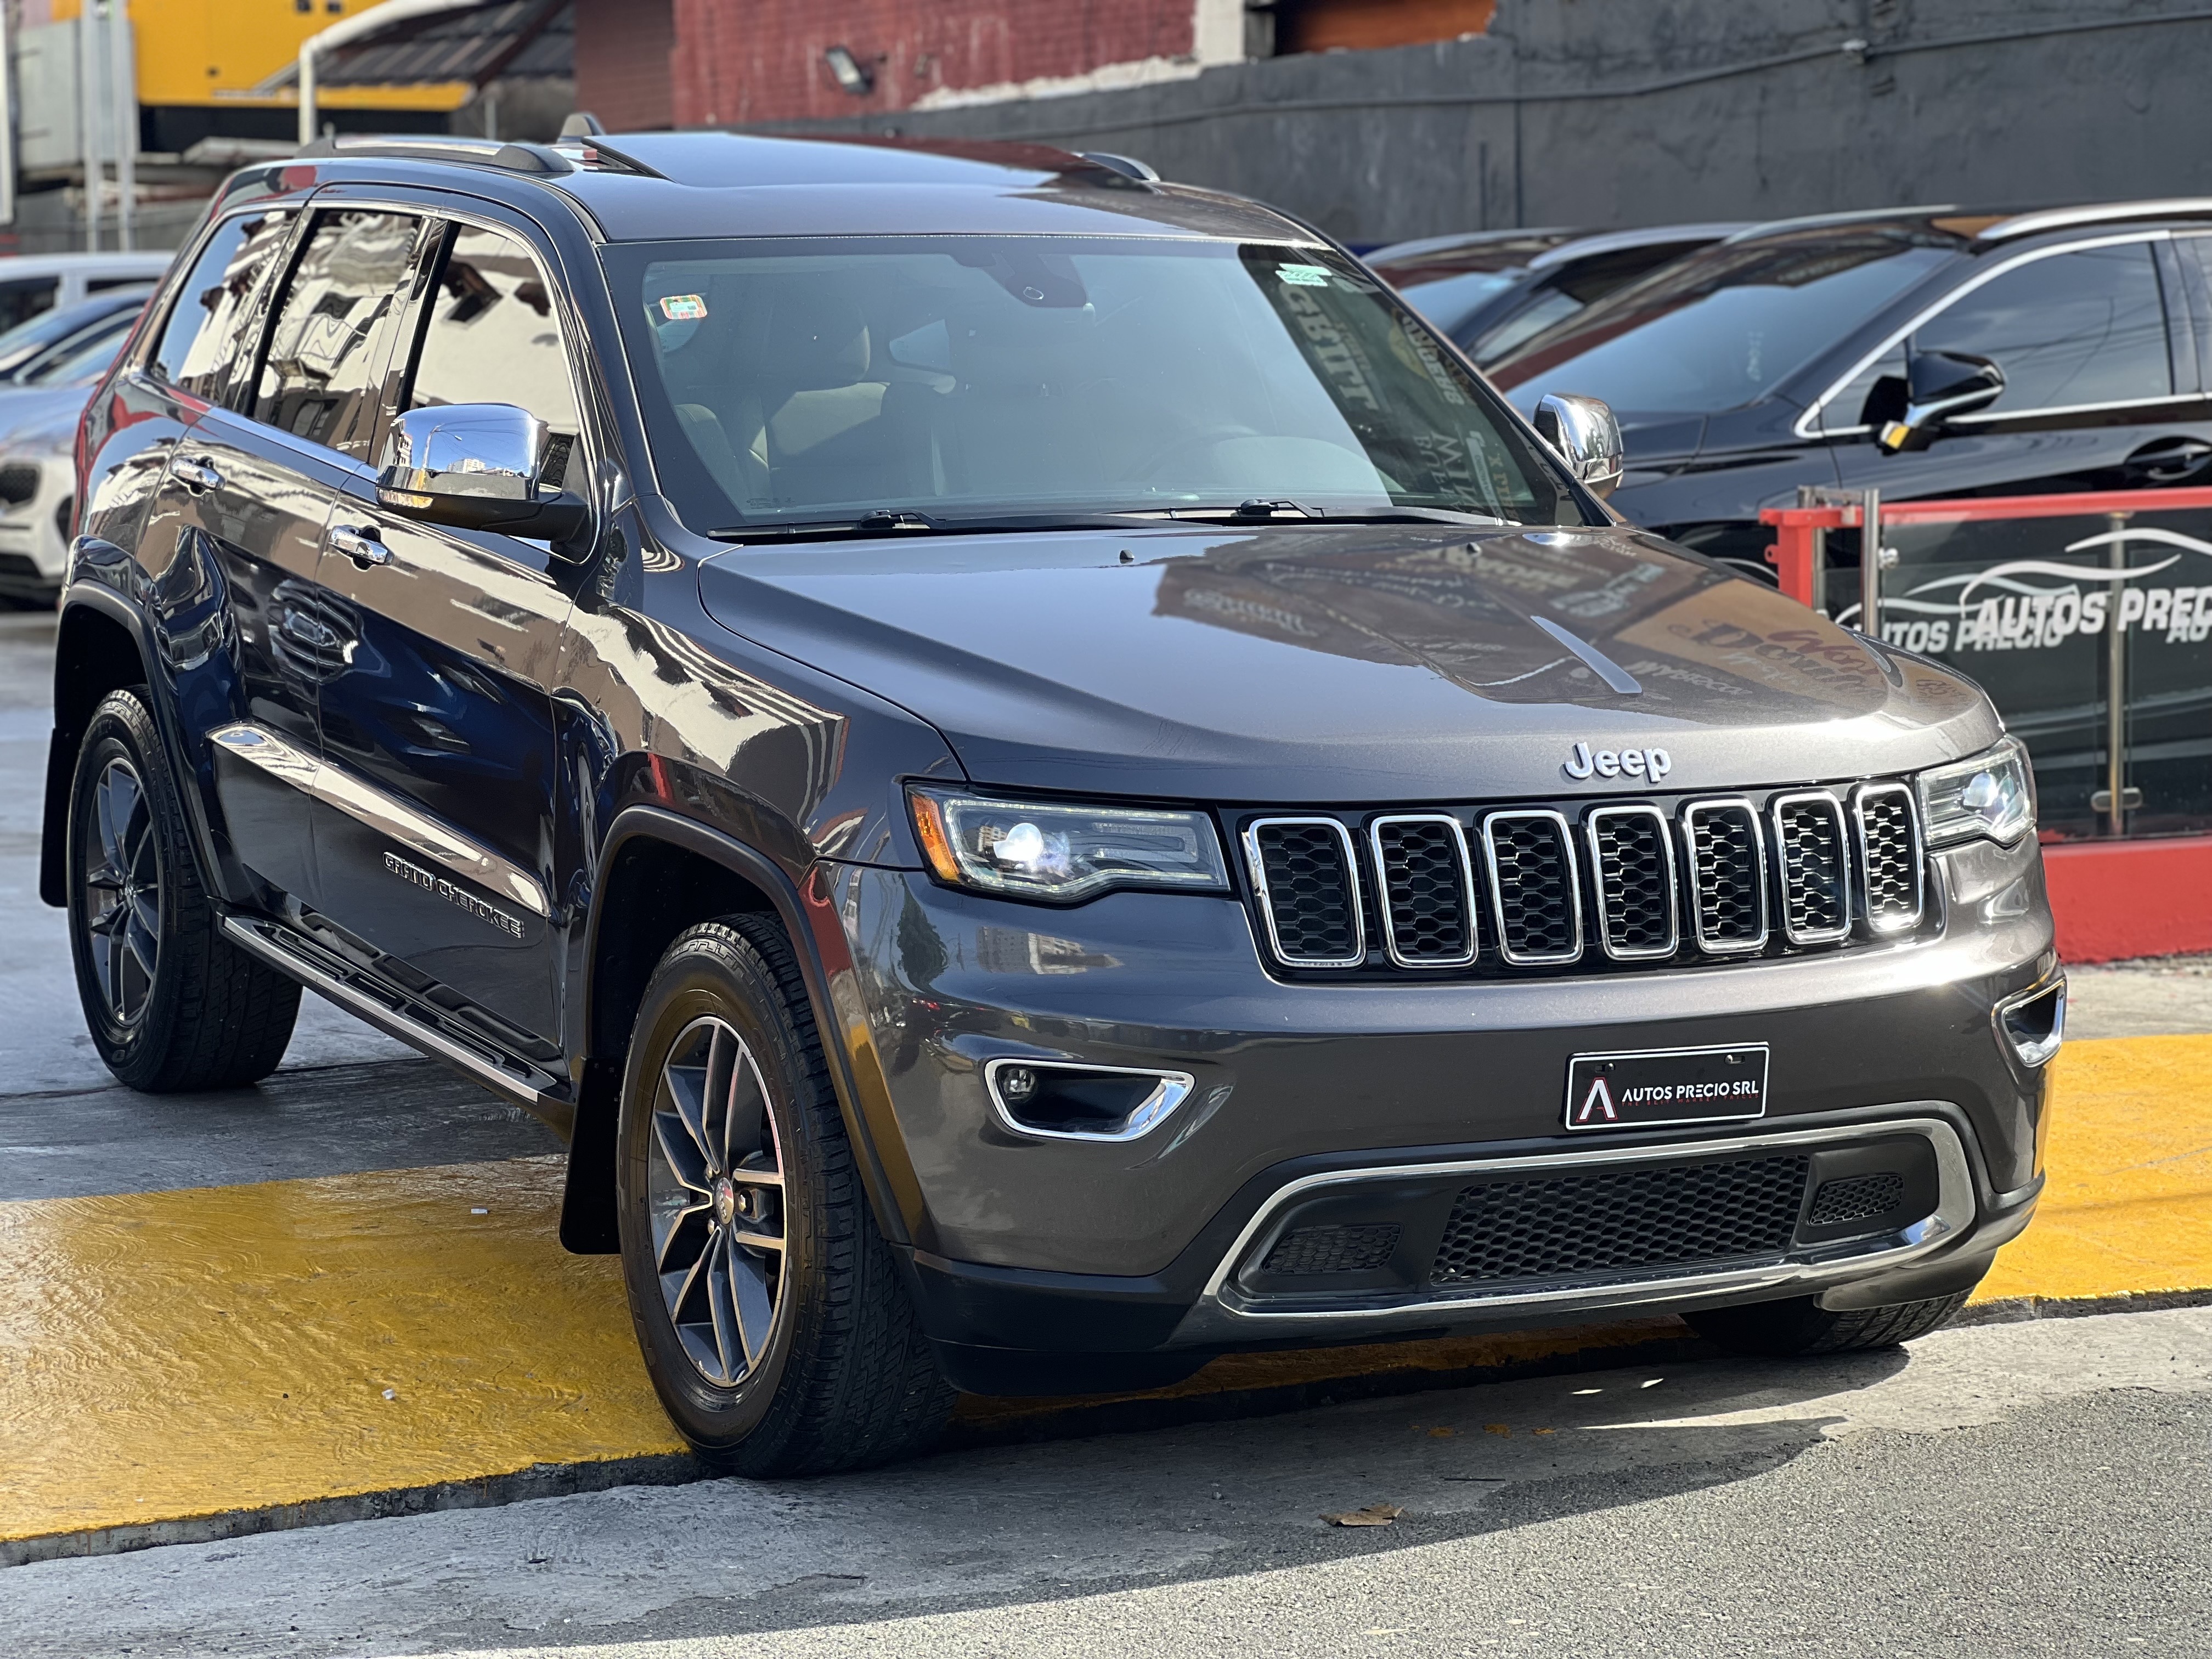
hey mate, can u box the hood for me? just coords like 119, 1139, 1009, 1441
697, 524, 2000, 804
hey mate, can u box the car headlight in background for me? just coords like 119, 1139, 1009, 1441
908, 787, 1230, 902
1917, 736, 2035, 847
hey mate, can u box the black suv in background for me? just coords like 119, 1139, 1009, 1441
1487, 202, 2212, 573
1368, 223, 1743, 368
44, 133, 2062, 1475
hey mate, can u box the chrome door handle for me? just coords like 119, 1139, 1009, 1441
329, 524, 392, 568
172, 456, 223, 493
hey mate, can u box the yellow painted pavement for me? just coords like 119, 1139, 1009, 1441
1975, 1033, 2212, 1304
1, 1034, 2206, 1548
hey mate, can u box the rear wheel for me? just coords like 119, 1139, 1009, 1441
615, 915, 953, 1475
66, 689, 301, 1091
1688, 1285, 1977, 1357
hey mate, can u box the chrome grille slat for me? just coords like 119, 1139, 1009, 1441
1481, 809, 1583, 966
1243, 817, 1366, 968
1585, 804, 1679, 961
1683, 798, 1769, 954
1242, 777, 1929, 975
1369, 814, 1479, 967
1853, 782, 1925, 934
1772, 791, 1853, 944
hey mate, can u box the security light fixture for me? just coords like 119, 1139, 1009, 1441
825, 46, 874, 95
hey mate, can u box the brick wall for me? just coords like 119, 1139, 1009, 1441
667, 0, 1209, 128
575, 0, 678, 132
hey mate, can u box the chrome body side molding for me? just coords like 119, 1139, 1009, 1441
209, 721, 550, 917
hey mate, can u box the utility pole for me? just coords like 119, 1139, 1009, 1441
76, 1, 101, 250
108, 0, 134, 250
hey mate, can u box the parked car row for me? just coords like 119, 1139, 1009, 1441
0, 262, 169, 603
1378, 203, 2212, 582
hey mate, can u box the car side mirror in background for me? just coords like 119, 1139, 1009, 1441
377, 403, 590, 545
1533, 392, 1625, 499
1874, 351, 2005, 454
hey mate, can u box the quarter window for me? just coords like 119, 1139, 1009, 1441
404, 224, 582, 485
1914, 242, 2171, 412
253, 209, 425, 458
148, 208, 296, 400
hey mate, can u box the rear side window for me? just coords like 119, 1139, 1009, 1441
1916, 242, 2170, 411
0, 276, 58, 334
404, 224, 582, 485
253, 208, 425, 458
149, 208, 296, 399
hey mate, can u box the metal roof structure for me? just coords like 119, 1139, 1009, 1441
254, 0, 572, 94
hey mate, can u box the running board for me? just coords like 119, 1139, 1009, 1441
222, 913, 571, 1128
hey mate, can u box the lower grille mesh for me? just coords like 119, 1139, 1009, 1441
1808, 1171, 1906, 1226
1262, 1222, 1403, 1275
1430, 1154, 1812, 1284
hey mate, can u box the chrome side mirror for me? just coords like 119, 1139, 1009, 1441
1533, 392, 1624, 499
1875, 351, 2005, 454
377, 403, 587, 541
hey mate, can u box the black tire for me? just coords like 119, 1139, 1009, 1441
65, 689, 301, 1092
615, 915, 955, 1476
1688, 1285, 1977, 1357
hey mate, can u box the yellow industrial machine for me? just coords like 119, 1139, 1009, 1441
46, 0, 471, 152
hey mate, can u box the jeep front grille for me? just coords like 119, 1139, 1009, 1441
1242, 778, 1928, 977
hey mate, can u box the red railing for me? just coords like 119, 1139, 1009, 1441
1759, 486, 2212, 608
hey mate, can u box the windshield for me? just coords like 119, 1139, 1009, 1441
605, 236, 1576, 533
1488, 231, 1956, 415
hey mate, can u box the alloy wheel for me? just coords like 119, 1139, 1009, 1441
81, 755, 160, 1027
648, 1014, 788, 1386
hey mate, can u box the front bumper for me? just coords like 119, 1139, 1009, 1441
826, 833, 2055, 1372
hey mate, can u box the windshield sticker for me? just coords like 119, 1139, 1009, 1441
1275, 263, 1332, 287
658, 294, 708, 321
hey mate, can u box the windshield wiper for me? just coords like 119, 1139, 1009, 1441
1155, 503, 1513, 528
707, 509, 1165, 544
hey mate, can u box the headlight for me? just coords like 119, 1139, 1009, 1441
907, 787, 1229, 903
1917, 736, 2035, 848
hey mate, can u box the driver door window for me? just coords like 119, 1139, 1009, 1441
1915, 242, 2171, 414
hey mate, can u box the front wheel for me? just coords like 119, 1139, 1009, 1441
66, 689, 301, 1091
614, 915, 953, 1475
1688, 1285, 1977, 1357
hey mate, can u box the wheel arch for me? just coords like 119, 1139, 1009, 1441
41, 588, 159, 907
561, 804, 917, 1261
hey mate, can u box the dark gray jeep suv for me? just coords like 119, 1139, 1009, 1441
43, 131, 2062, 1474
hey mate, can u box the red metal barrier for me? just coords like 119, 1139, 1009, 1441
1760, 486, 2212, 607
1759, 487, 2212, 963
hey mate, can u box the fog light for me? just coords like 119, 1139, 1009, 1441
984, 1058, 1195, 1142
1996, 979, 2066, 1068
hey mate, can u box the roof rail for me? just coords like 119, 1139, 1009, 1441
295, 134, 575, 176
1978, 198, 2212, 241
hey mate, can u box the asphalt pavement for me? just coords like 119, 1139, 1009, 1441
5, 1307, 2209, 1658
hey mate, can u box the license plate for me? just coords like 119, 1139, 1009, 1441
1564, 1043, 1769, 1131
